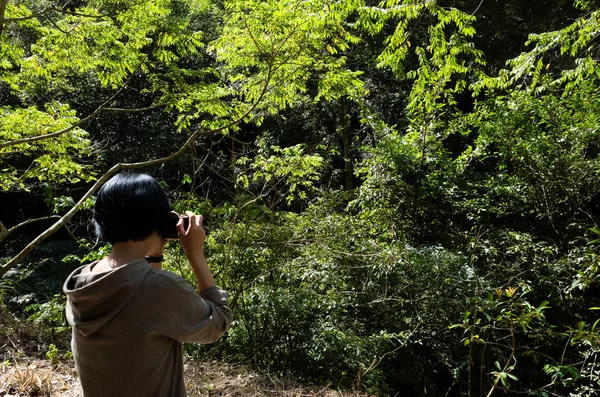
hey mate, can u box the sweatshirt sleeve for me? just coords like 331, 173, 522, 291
155, 273, 233, 344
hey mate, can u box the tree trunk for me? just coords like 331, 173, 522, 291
0, 0, 8, 34
340, 99, 353, 190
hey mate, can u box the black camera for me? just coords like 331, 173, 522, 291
163, 212, 190, 239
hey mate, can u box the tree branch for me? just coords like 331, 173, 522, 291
49, 6, 108, 19
0, 221, 8, 242
47, 14, 68, 35
0, 63, 274, 277
354, 322, 421, 391
102, 103, 167, 113
0, 4, 107, 30
0, 0, 8, 34
0, 216, 61, 244
3, 8, 50, 23
485, 319, 517, 397
0, 86, 127, 150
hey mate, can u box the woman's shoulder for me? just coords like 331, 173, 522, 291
143, 267, 197, 294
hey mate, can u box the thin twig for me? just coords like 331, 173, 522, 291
470, 0, 485, 17
103, 103, 168, 113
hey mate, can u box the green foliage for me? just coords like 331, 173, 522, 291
462, 80, 600, 250
206, 0, 364, 129
472, 0, 600, 95
45, 343, 58, 364
25, 294, 68, 335
170, 186, 473, 393
236, 140, 325, 205
1, 0, 208, 191
3, 0, 600, 396
1, 0, 368, 196
0, 103, 94, 191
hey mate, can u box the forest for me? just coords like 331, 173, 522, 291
1, 0, 600, 395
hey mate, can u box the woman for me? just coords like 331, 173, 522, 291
63, 172, 233, 397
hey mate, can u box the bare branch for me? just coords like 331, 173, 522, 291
470, 0, 485, 17
0, 216, 61, 244
64, 224, 78, 242
102, 103, 168, 113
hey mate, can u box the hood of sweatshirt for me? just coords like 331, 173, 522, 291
63, 259, 152, 337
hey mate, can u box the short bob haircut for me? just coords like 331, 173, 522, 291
93, 173, 171, 244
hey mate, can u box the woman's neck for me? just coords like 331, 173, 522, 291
107, 241, 150, 267
91, 233, 161, 273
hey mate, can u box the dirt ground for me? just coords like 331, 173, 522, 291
0, 357, 364, 397
0, 305, 365, 397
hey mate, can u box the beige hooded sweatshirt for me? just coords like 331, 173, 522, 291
63, 258, 233, 397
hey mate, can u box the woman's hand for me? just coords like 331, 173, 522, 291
177, 211, 206, 260
176, 211, 216, 291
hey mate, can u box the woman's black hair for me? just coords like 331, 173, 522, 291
93, 173, 171, 244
